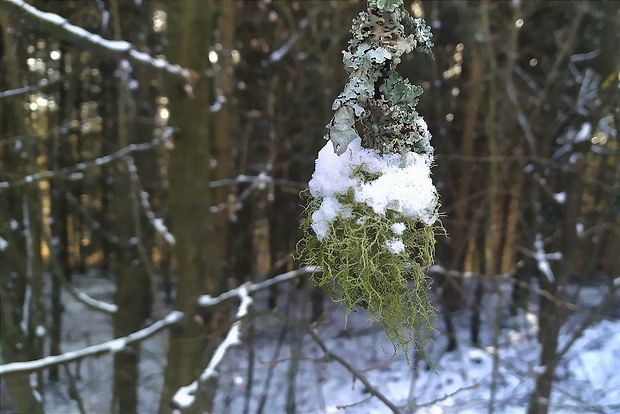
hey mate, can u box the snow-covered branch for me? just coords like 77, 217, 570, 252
172, 286, 253, 410
524, 234, 562, 283
173, 268, 318, 409
126, 158, 176, 246
197, 267, 318, 308
0, 0, 195, 85
0, 127, 175, 192
0, 311, 183, 376
61, 283, 117, 314
0, 78, 60, 100
0, 267, 317, 378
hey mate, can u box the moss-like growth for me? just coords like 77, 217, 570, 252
299, 0, 442, 365
299, 188, 440, 364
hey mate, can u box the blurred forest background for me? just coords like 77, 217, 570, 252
0, 0, 618, 413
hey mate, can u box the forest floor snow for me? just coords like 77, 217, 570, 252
36, 272, 620, 414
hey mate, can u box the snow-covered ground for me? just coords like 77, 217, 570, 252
37, 273, 620, 413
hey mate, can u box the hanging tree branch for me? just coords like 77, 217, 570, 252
0, 0, 197, 86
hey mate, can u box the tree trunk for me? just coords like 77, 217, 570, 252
212, 0, 235, 266
0, 11, 45, 414
105, 1, 154, 411
158, 1, 226, 412
527, 155, 586, 414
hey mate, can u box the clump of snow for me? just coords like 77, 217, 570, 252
386, 238, 405, 254
553, 191, 566, 204
309, 137, 437, 241
391, 222, 406, 235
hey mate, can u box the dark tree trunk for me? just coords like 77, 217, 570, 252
158, 2, 226, 412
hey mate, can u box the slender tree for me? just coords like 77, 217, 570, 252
158, 1, 226, 412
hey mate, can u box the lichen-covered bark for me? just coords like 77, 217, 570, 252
325, 0, 433, 156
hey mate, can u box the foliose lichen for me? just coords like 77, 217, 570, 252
326, 0, 434, 156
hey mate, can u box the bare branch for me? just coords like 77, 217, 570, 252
429, 264, 588, 314
209, 171, 305, 191
304, 324, 401, 414
0, 0, 195, 84
411, 382, 480, 410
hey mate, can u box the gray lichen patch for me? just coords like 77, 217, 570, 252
325, 0, 434, 156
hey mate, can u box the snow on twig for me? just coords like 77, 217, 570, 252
0, 311, 183, 376
0, 0, 195, 84
197, 267, 319, 308
74, 288, 117, 314
0, 127, 175, 191
0, 78, 60, 100
172, 268, 318, 409
172, 286, 254, 410
530, 234, 562, 283
126, 157, 175, 245
268, 17, 308, 63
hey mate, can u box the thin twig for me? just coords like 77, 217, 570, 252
304, 324, 401, 414
62, 364, 87, 414
0, 127, 175, 191
411, 382, 480, 410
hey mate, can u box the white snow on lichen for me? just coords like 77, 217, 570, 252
309, 137, 437, 241
386, 238, 405, 254
391, 222, 406, 235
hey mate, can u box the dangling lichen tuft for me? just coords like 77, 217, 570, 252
299, 188, 441, 363
299, 0, 442, 365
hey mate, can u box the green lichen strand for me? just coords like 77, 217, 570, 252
299, 189, 439, 364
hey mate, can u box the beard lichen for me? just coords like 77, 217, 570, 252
299, 188, 440, 365
299, 0, 441, 366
